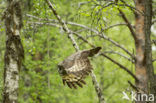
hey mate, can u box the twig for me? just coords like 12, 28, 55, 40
103, 51, 134, 63
128, 81, 139, 92
104, 23, 128, 30
99, 34, 135, 59
27, 21, 59, 27
45, 0, 105, 103
73, 32, 95, 47
119, 0, 144, 15
101, 53, 139, 82
118, 9, 137, 42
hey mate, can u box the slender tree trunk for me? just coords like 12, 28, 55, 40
135, 0, 148, 94
2, 0, 24, 103
134, 0, 155, 102
144, 0, 156, 100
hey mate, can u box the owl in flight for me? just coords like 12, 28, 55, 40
58, 47, 101, 89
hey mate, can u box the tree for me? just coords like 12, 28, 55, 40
2, 0, 24, 103
0, 0, 155, 102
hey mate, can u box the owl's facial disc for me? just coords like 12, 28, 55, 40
58, 65, 67, 75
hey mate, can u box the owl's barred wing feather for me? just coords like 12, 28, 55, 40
58, 47, 101, 89
63, 58, 92, 88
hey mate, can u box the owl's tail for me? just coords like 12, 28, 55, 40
88, 47, 101, 57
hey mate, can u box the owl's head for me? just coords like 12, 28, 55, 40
58, 64, 67, 76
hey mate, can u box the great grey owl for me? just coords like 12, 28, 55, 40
58, 47, 101, 89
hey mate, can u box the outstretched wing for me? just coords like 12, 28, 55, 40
58, 47, 101, 89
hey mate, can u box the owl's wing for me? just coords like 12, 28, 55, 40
62, 58, 92, 89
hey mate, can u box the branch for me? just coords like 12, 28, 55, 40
26, 14, 134, 58
27, 21, 59, 27
28, 21, 136, 64
128, 81, 139, 92
100, 53, 139, 82
26, 14, 98, 33
118, 9, 137, 42
119, 0, 143, 15
99, 34, 135, 58
45, 0, 79, 51
104, 23, 127, 30
45, 0, 105, 103
103, 51, 134, 63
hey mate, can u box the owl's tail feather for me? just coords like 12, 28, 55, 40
76, 82, 83, 88
63, 78, 86, 89
62, 79, 66, 85
79, 79, 86, 84
71, 83, 77, 89
66, 82, 78, 89
89, 47, 101, 57
75, 79, 86, 88
66, 82, 73, 88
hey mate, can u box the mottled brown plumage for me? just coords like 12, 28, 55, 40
58, 47, 101, 89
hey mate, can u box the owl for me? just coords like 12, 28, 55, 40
58, 47, 101, 89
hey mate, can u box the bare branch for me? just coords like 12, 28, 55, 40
119, 0, 144, 15
104, 23, 127, 30
45, 0, 79, 51
103, 51, 134, 63
27, 21, 59, 27
99, 34, 135, 59
118, 9, 137, 42
26, 14, 134, 58
100, 53, 139, 82
128, 81, 139, 92
73, 32, 95, 47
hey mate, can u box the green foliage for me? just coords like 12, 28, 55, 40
0, 0, 155, 103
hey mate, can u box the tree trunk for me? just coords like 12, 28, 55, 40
144, 0, 156, 100
134, 0, 155, 102
2, 0, 24, 103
